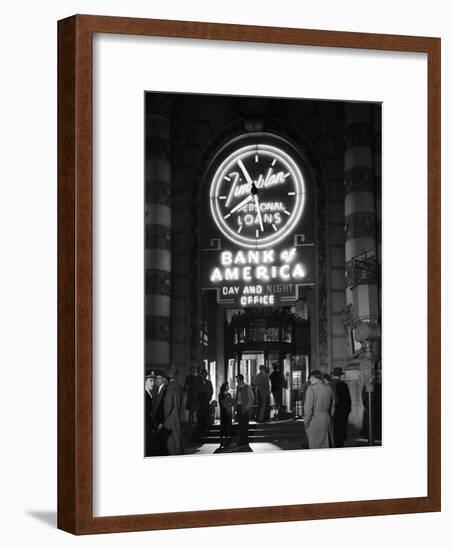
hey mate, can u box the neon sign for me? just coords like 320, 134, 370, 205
201, 136, 315, 308
204, 246, 312, 306
209, 248, 305, 283
209, 144, 305, 250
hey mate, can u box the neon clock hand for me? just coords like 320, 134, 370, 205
237, 159, 253, 186
254, 194, 264, 232
228, 194, 253, 214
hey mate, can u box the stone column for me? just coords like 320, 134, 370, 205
344, 103, 380, 431
145, 98, 172, 375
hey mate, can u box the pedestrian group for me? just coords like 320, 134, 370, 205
145, 362, 352, 456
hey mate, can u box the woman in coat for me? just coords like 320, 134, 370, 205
303, 370, 335, 449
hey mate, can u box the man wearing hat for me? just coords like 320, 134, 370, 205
144, 371, 156, 456
254, 364, 270, 422
150, 370, 168, 456
162, 365, 184, 455
303, 370, 335, 449
269, 362, 286, 420
331, 368, 352, 447
197, 369, 213, 435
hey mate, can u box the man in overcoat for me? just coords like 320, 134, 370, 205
144, 372, 156, 456
269, 362, 286, 419
254, 364, 270, 422
163, 364, 185, 455
150, 370, 168, 456
197, 369, 213, 435
303, 370, 335, 449
331, 368, 352, 447
184, 363, 200, 424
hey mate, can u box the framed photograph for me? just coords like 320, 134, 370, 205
58, 15, 441, 534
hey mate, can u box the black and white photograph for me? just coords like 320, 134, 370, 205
1, 0, 444, 545
144, 92, 382, 457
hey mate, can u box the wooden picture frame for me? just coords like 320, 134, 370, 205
58, 14, 441, 535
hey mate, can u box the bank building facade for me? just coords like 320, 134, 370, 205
145, 92, 382, 439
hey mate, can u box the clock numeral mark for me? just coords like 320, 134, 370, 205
272, 224, 278, 232
283, 210, 291, 216
238, 225, 243, 234
255, 229, 259, 238
224, 175, 231, 182
271, 158, 277, 166
219, 196, 227, 200
284, 172, 291, 178
224, 213, 232, 220
287, 192, 295, 196
255, 154, 259, 163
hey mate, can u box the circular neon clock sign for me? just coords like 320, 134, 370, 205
209, 143, 305, 249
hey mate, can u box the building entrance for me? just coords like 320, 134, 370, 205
226, 349, 308, 419
221, 308, 311, 418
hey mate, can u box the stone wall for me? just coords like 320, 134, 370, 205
145, 93, 378, 394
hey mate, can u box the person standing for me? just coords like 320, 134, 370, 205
219, 382, 233, 445
303, 370, 335, 449
254, 364, 270, 422
233, 374, 254, 446
331, 368, 352, 447
184, 364, 200, 424
150, 370, 168, 456
144, 372, 156, 456
269, 362, 286, 420
197, 369, 213, 435
163, 365, 184, 455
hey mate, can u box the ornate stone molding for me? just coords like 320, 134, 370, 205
344, 212, 376, 240
146, 224, 171, 250
146, 268, 171, 296
145, 179, 171, 207
345, 258, 378, 287
354, 319, 380, 344
342, 302, 353, 327
145, 315, 171, 342
344, 166, 375, 194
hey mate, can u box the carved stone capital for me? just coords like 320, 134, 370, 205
354, 320, 380, 343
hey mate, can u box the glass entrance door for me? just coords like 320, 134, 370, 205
240, 352, 265, 386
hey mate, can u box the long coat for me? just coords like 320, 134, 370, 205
254, 372, 270, 421
145, 390, 153, 456
151, 384, 166, 429
304, 382, 335, 449
150, 384, 168, 456
163, 379, 184, 455
197, 378, 213, 430
184, 374, 200, 411
332, 380, 352, 447
255, 372, 270, 397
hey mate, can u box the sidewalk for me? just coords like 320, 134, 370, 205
182, 419, 379, 455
